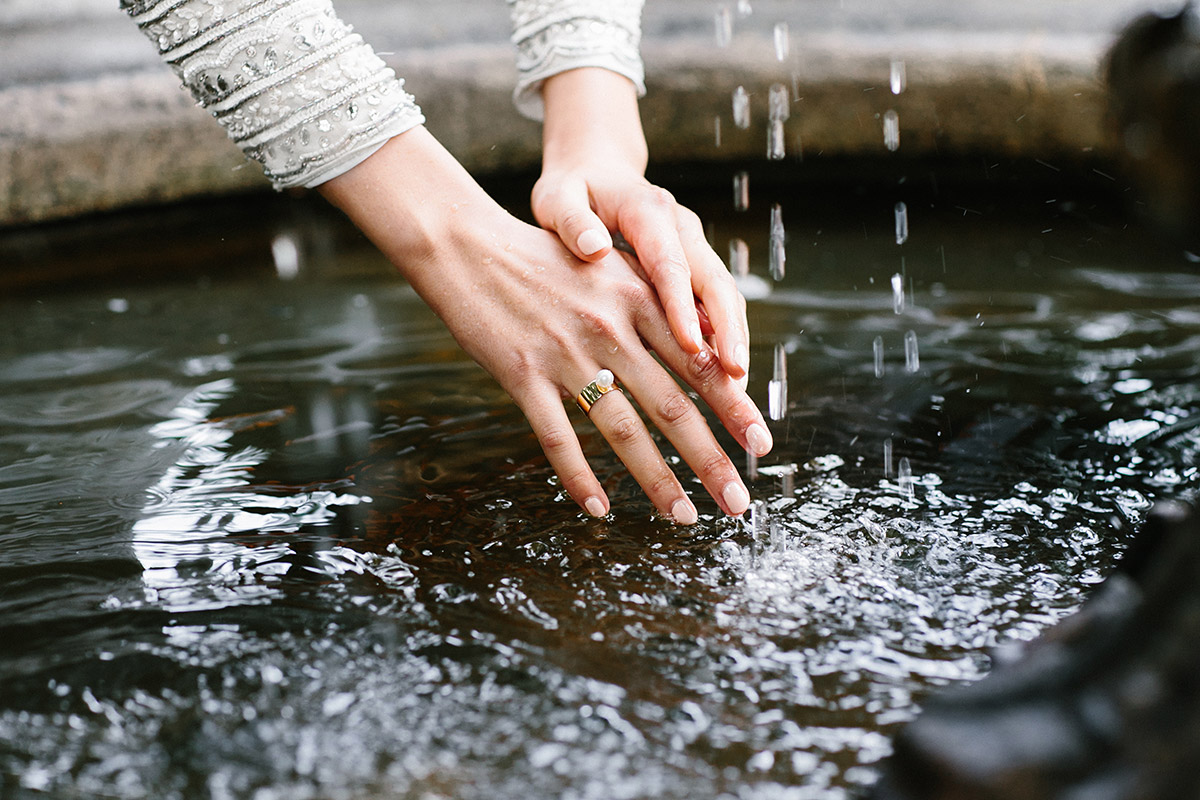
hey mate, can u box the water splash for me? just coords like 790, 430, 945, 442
733, 171, 750, 211
733, 86, 751, 130
774, 22, 790, 61
890, 59, 907, 95
895, 201, 909, 245
728, 238, 749, 277
904, 329, 920, 373
873, 335, 885, 378
891, 272, 905, 314
768, 342, 787, 421
883, 109, 900, 152
769, 204, 786, 280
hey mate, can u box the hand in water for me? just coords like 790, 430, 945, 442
533, 69, 751, 385
320, 127, 773, 522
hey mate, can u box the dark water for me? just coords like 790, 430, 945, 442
1, 172, 1198, 799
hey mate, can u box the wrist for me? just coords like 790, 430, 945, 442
541, 68, 648, 174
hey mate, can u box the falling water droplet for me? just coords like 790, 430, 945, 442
715, 5, 733, 47
883, 109, 900, 152
747, 448, 759, 480
904, 329, 920, 373
890, 59, 907, 95
733, 86, 751, 129
769, 83, 790, 121
767, 121, 786, 160
891, 272, 904, 314
271, 233, 301, 280
774, 22, 790, 61
883, 437, 894, 478
894, 201, 909, 245
733, 171, 750, 211
768, 342, 787, 420
729, 238, 749, 277
873, 335, 885, 378
769, 204, 786, 279
898, 456, 914, 500
737, 0, 753, 17
780, 463, 796, 496
714, 116, 722, 147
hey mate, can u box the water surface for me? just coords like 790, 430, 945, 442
1, 174, 1198, 799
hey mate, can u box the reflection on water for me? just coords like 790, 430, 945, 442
1, 180, 1198, 799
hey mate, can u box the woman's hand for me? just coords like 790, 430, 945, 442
319, 127, 773, 522
534, 68, 751, 384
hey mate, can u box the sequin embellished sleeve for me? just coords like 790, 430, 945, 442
121, 0, 425, 190
507, 0, 646, 121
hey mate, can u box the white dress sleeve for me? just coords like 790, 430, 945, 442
506, 0, 646, 121
120, 0, 425, 190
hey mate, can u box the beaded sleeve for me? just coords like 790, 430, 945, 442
121, 0, 425, 189
507, 0, 646, 121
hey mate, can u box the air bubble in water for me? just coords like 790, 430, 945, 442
883, 437, 894, 478
733, 86, 751, 129
883, 109, 900, 152
733, 171, 750, 211
729, 238, 749, 277
890, 59, 907, 95
891, 272, 904, 314
768, 342, 787, 420
715, 5, 732, 47
774, 22, 790, 61
873, 335, 885, 378
769, 204, 786, 280
894, 201, 908, 245
904, 329, 920, 373
898, 456, 913, 499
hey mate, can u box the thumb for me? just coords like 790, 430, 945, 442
532, 175, 613, 262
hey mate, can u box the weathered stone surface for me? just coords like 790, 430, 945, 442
0, 0, 1158, 226
872, 501, 1200, 800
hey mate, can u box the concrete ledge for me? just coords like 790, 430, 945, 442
0, 0, 1149, 227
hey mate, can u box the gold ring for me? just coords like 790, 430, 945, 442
576, 369, 619, 415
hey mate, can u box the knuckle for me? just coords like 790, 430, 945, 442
576, 307, 620, 340
645, 186, 676, 208
607, 412, 642, 446
615, 278, 654, 309
686, 347, 725, 386
538, 425, 575, 455
697, 448, 733, 480
560, 466, 595, 493
645, 469, 679, 499
656, 390, 695, 426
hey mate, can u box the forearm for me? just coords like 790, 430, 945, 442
541, 68, 648, 174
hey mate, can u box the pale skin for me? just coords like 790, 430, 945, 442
319, 68, 772, 523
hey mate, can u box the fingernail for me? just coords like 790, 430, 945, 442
722, 482, 751, 516
733, 343, 749, 375
737, 373, 749, 391
746, 423, 773, 456
688, 321, 704, 351
584, 496, 607, 518
671, 497, 698, 526
577, 229, 609, 256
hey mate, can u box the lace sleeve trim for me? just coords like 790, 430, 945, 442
121, 0, 424, 189
506, 0, 646, 121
